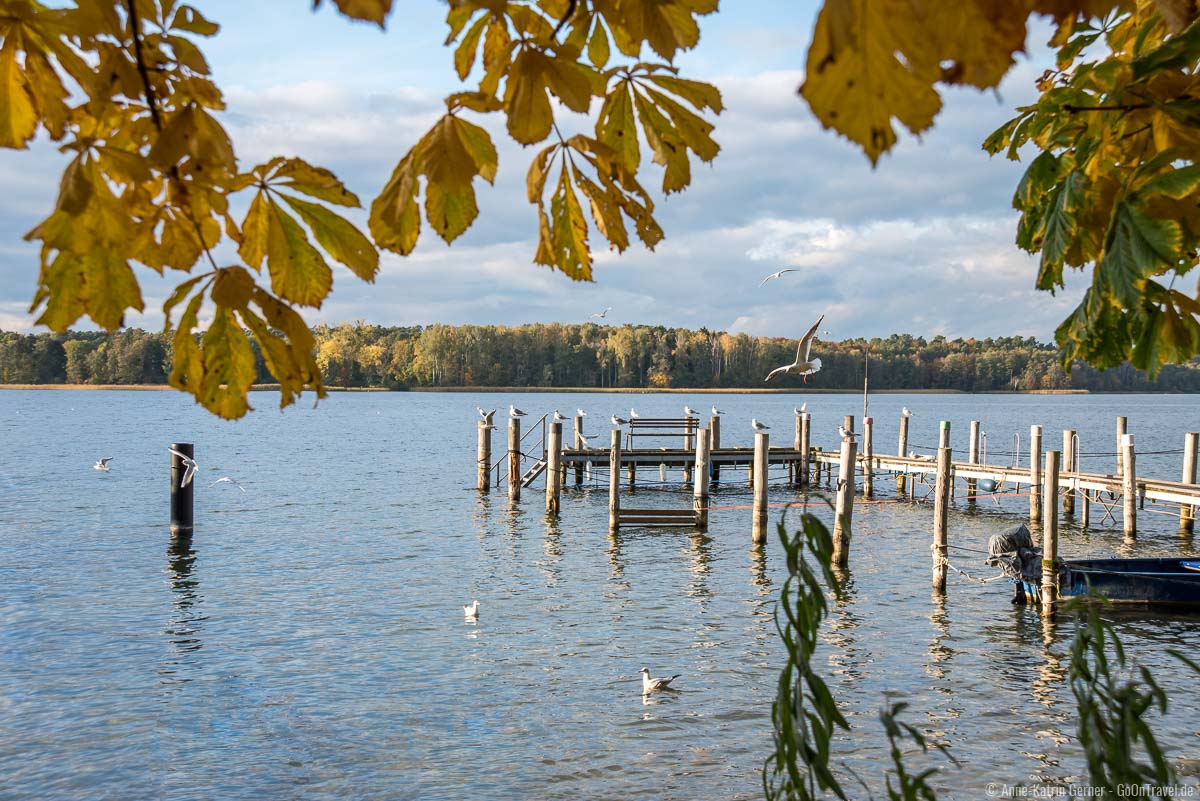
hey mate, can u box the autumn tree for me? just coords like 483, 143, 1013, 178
2, 0, 1198, 418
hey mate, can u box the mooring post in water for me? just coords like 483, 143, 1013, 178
897, 413, 910, 494
169, 442, 194, 538
507, 417, 522, 502
477, 421, 492, 492
546, 421, 562, 516
608, 429, 621, 534
799, 413, 811, 488
682, 420, 694, 484
694, 429, 711, 530
573, 415, 584, 486
1181, 432, 1199, 536
1030, 425, 1043, 524
843, 414, 855, 436
966, 420, 980, 500
1121, 434, 1137, 540
932, 445, 951, 592
709, 414, 721, 484
1080, 487, 1090, 530
1116, 416, 1128, 477
1062, 429, 1077, 516
1042, 450, 1060, 617
833, 435, 857, 567
752, 432, 769, 544
863, 417, 874, 498
938, 420, 951, 450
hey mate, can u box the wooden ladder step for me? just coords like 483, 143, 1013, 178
520, 458, 548, 487
617, 508, 698, 526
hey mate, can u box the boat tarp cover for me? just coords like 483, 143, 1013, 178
985, 524, 1042, 582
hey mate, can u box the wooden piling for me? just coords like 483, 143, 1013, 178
1042, 450, 1060, 617
608, 429, 621, 533
1030, 425, 1043, 524
932, 445, 951, 592
1080, 488, 1090, 530
683, 421, 694, 484
833, 436, 857, 567
863, 417, 874, 498
694, 429, 711, 530
546, 422, 562, 515
169, 442, 194, 537
1182, 432, 1198, 536
628, 455, 636, 487
799, 413, 811, 488
897, 414, 910, 493
1116, 416, 1128, 477
938, 420, 951, 450
477, 422, 492, 492
573, 415, 584, 486
844, 414, 855, 435
793, 414, 802, 487
1121, 434, 1137, 540
709, 415, 721, 484
752, 432, 769, 544
1062, 429, 1076, 516
966, 420, 980, 499
508, 417, 522, 502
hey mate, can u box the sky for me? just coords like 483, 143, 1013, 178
0, 1, 1086, 341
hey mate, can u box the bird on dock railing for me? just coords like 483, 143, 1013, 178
93, 457, 113, 471
168, 447, 198, 488
765, 314, 824, 383
752, 418, 770, 432
684, 405, 698, 416
838, 424, 858, 442
612, 415, 630, 426
712, 405, 724, 415
630, 408, 640, 419
553, 410, 567, 422
577, 408, 587, 417
463, 600, 479, 619
902, 407, 914, 417
509, 405, 527, 418
640, 667, 680, 694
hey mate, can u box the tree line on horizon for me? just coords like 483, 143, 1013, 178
2, 323, 1199, 393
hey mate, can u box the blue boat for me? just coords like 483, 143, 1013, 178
1059, 558, 1200, 607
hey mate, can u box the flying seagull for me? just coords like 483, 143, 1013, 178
211, 477, 247, 492
577, 408, 587, 417
752, 418, 770, 432
640, 667, 680, 694
711, 405, 724, 415
902, 407, 913, 418
578, 432, 599, 449
509, 405, 527, 418
684, 405, 698, 416
168, 447, 198, 488
765, 314, 825, 383
612, 415, 630, 426
478, 407, 496, 426
591, 307, 612, 319
759, 268, 799, 286
93, 457, 113, 471
837, 424, 858, 442
464, 600, 479, 619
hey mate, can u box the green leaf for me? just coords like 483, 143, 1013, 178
266, 199, 333, 307
1098, 201, 1181, 306
281, 194, 379, 282
1136, 163, 1200, 202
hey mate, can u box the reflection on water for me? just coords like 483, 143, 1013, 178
164, 538, 204, 657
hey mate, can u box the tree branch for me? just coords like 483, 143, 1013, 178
551, 0, 577, 40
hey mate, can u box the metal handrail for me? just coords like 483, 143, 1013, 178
488, 413, 549, 486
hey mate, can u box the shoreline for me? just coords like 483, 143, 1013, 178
0, 384, 1098, 394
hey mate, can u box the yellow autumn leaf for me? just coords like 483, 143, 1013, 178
644, 86, 719, 161
171, 5, 220, 36
266, 199, 334, 307
596, 81, 640, 172
281, 194, 379, 281
425, 180, 479, 244
23, 50, 71, 140
31, 251, 86, 331
199, 307, 256, 420
369, 154, 422, 254
505, 49, 554, 144
168, 291, 205, 393
452, 116, 499, 183
572, 163, 630, 251
550, 165, 592, 280
646, 73, 723, 112
211, 265, 255, 309
633, 91, 690, 192
527, 143, 559, 203
239, 191, 270, 269
84, 246, 144, 329
456, 14, 489, 79
326, 0, 394, 28
588, 19, 611, 67
544, 56, 596, 112
0, 43, 38, 148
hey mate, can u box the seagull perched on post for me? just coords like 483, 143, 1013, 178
211, 477, 246, 492
576, 408, 587, 418
509, 405, 527, 418
640, 667, 680, 694
684, 406, 698, 417
765, 314, 824, 383
837, 424, 858, 442
612, 415, 630, 426
590, 307, 612, 319
711, 405, 724, 416
902, 407, 914, 418
168, 447, 198, 488
794, 402, 807, 416
478, 407, 496, 426
759, 268, 799, 286
93, 457, 113, 471
752, 419, 770, 432
553, 410, 567, 423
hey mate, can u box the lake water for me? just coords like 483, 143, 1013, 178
2, 389, 1199, 801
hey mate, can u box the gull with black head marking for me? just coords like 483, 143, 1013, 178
640, 667, 680, 694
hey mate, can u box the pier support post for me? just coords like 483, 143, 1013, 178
1182, 432, 1198, 536
1116, 416, 1128, 477
1121, 434, 1137, 540
169, 442, 194, 538
844, 414, 855, 436
1030, 425, 1043, 525
793, 414, 802, 487
967, 420, 980, 500
897, 414, 910, 493
799, 413, 811, 488
863, 417, 874, 498
1042, 450, 1060, 617
546, 422, 562, 516
683, 420, 694, 484
477, 422, 492, 492
508, 417, 522, 503
628, 453, 636, 487
1062, 430, 1077, 516
709, 415, 721, 484
932, 445, 951, 592
752, 432, 769, 544
1081, 489, 1090, 530
573, 415, 584, 486
608, 429, 621, 533
833, 436, 857, 567
694, 429, 711, 530
938, 420, 951, 450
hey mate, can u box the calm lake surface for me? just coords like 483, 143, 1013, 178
2, 389, 1199, 801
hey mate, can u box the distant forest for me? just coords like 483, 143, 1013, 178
2, 323, 1199, 392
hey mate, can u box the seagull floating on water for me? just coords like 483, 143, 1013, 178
640, 667, 680, 694
211, 477, 246, 492
612, 415, 630, 426
591, 307, 612, 319
93, 457, 113, 471
711, 405, 723, 416
684, 406, 698, 416
168, 447, 198, 488
838, 424, 858, 442
752, 418, 770, 432
765, 314, 824, 384
902, 407, 913, 418
464, 600, 479, 619
759, 268, 799, 286
510, 405, 527, 418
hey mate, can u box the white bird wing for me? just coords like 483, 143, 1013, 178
99, 457, 113, 466
797, 313, 825, 363
764, 364, 790, 382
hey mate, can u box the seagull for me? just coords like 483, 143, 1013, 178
210, 477, 246, 492
630, 408, 640, 419
590, 306, 612, 319
478, 407, 496, 426
578, 432, 599, 448
553, 410, 567, 422
795, 402, 807, 416
510, 405, 527, 418
837, 424, 858, 442
902, 407, 913, 418
640, 667, 680, 694
909, 450, 934, 461
711, 405, 724, 415
168, 447, 198, 488
759, 268, 799, 285
577, 408, 587, 417
752, 418, 770, 432
93, 457, 113, 471
684, 406, 698, 416
612, 415, 630, 426
464, 600, 479, 619
765, 314, 824, 383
